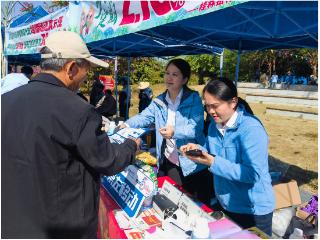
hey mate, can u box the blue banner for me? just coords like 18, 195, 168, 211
102, 173, 145, 218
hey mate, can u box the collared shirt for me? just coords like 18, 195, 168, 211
1, 73, 29, 95
216, 108, 239, 136
164, 89, 183, 166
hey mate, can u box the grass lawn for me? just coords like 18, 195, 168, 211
127, 83, 318, 194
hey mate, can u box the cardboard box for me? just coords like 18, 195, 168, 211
296, 202, 316, 224
273, 180, 301, 209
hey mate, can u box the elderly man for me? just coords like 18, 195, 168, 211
2, 31, 139, 238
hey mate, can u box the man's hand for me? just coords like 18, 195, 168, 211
129, 137, 141, 152
114, 123, 128, 133
159, 125, 174, 139
179, 144, 214, 167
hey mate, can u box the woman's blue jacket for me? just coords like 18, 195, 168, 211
204, 105, 275, 215
126, 87, 206, 176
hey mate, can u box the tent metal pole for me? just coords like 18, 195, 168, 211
114, 56, 118, 117
235, 41, 242, 87
219, 49, 224, 77
126, 57, 131, 119
1, 26, 8, 77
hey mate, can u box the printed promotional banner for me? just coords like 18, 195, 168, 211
4, 7, 69, 55
5, 0, 244, 55
67, 0, 243, 43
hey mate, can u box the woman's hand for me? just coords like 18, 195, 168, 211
159, 125, 174, 139
179, 143, 215, 167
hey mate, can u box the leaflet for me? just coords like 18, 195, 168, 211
109, 128, 149, 144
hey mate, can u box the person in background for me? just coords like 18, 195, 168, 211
138, 81, 153, 113
2, 31, 140, 238
180, 78, 274, 235
118, 58, 213, 205
1, 65, 34, 95
284, 70, 293, 89
260, 72, 268, 88
21, 65, 34, 79
90, 76, 104, 106
89, 76, 116, 119
95, 88, 116, 119
119, 77, 131, 120
270, 72, 278, 89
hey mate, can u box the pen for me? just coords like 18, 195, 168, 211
169, 221, 192, 236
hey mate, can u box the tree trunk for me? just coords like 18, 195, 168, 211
198, 72, 204, 85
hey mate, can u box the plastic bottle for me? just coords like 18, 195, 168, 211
289, 228, 304, 239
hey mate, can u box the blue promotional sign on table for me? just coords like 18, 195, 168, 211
102, 173, 145, 218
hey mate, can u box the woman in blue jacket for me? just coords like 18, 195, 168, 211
122, 59, 212, 205
180, 78, 274, 235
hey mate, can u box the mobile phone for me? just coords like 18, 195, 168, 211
210, 211, 224, 220
185, 149, 203, 157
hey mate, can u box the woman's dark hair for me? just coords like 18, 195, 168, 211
166, 58, 191, 83
203, 77, 254, 115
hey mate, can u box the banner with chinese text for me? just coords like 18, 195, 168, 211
5, 0, 245, 56
4, 7, 69, 55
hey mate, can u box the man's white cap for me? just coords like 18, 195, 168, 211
41, 31, 109, 68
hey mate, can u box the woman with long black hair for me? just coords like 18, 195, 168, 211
181, 78, 274, 235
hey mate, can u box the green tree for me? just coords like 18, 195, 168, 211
186, 54, 220, 84
223, 49, 237, 81
115, 57, 163, 84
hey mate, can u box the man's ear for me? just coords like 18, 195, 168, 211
65, 61, 78, 79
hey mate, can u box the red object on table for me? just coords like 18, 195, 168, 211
97, 176, 212, 239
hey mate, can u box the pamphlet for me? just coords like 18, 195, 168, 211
108, 127, 149, 144
124, 228, 144, 239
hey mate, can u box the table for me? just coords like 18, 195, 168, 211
97, 176, 213, 239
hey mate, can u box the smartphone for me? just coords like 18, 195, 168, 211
185, 149, 203, 157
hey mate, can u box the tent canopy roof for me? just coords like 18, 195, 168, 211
6, 1, 318, 65
132, 1, 318, 51
85, 1, 317, 58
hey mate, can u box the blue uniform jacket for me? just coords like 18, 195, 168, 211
126, 86, 206, 176
204, 105, 275, 215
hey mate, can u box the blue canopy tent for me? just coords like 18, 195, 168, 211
6, 1, 317, 64
4, 1, 317, 116
123, 0, 317, 84
135, 1, 317, 51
